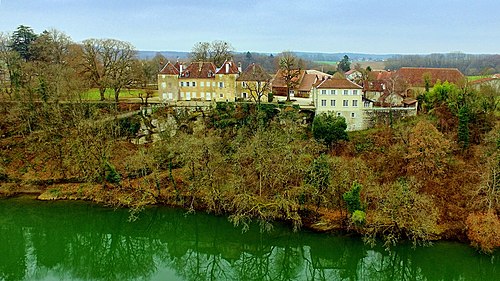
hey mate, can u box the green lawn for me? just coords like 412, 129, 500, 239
81, 89, 157, 100
467, 75, 489, 82
314, 61, 338, 65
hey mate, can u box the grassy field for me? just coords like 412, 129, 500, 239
467, 75, 491, 82
81, 89, 158, 100
314, 61, 337, 65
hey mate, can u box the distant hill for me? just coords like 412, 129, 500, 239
137, 50, 395, 62
293, 52, 395, 62
137, 51, 189, 60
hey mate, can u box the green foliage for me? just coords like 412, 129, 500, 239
312, 113, 348, 147
304, 154, 331, 192
351, 210, 366, 226
343, 182, 363, 214
105, 162, 121, 184
118, 116, 141, 138
337, 55, 351, 73
458, 105, 470, 149
10, 25, 38, 61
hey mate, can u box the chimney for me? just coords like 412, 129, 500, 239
225, 63, 229, 73
238, 62, 242, 73
180, 64, 183, 73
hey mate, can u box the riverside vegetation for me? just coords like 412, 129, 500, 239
0, 26, 499, 253
1, 86, 499, 253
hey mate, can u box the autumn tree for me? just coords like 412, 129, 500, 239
405, 120, 451, 180
278, 51, 301, 101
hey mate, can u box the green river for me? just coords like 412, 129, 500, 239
0, 197, 498, 281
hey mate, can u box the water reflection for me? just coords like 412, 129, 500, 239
0, 197, 498, 281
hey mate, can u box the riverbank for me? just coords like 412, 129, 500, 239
0, 180, 476, 249
1, 102, 499, 254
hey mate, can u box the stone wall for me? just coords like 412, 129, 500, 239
362, 107, 417, 129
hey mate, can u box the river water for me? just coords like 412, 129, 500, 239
0, 197, 498, 281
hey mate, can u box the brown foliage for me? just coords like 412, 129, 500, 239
406, 120, 451, 181
466, 211, 500, 253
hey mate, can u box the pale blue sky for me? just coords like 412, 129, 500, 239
0, 0, 498, 54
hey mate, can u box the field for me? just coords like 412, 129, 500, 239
81, 89, 158, 100
467, 75, 491, 82
314, 61, 386, 71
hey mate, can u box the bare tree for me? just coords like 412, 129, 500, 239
189, 40, 233, 67
81, 38, 136, 101
240, 64, 272, 105
279, 51, 301, 101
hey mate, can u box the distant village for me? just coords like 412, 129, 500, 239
157, 59, 499, 131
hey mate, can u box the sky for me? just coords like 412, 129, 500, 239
0, 0, 498, 54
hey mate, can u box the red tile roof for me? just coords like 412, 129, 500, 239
159, 62, 180, 75
236, 63, 271, 81
298, 73, 318, 92
317, 78, 362, 89
272, 69, 305, 88
181, 62, 217, 79
216, 60, 239, 74
396, 67, 464, 87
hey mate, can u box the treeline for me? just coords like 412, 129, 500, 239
385, 53, 500, 75
0, 25, 164, 103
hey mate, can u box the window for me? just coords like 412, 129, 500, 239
219, 82, 224, 88
219, 93, 224, 98
192, 92, 196, 98
351, 112, 356, 118
200, 92, 204, 98
242, 92, 248, 98
321, 90, 327, 95
331, 100, 336, 106
186, 82, 190, 87
180, 82, 184, 87
242, 81, 247, 87
337, 112, 342, 116
364, 101, 371, 108
161, 82, 166, 89
212, 82, 216, 87
192, 82, 196, 87
343, 90, 349, 95
352, 100, 358, 107
200, 81, 204, 87
330, 90, 336, 95
161, 75, 165, 79
321, 100, 327, 106
180, 92, 184, 98
343, 100, 348, 107
353, 90, 358, 95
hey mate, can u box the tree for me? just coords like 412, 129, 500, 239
278, 52, 301, 101
337, 55, 351, 73
241, 64, 272, 105
81, 38, 136, 101
189, 40, 233, 67
0, 32, 22, 99
312, 113, 348, 148
10, 25, 37, 61
457, 105, 470, 149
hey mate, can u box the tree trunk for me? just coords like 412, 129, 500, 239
99, 87, 106, 101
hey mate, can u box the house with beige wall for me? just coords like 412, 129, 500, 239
313, 77, 364, 131
158, 60, 242, 102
